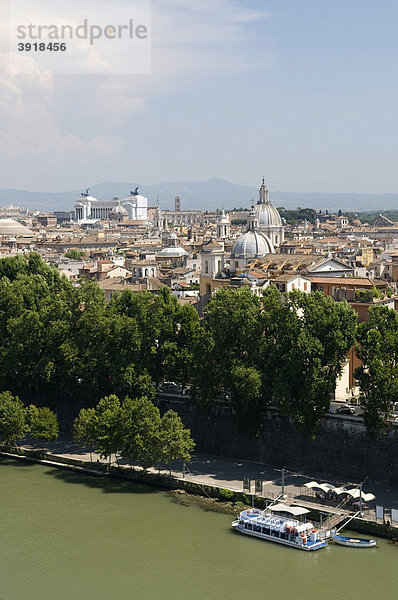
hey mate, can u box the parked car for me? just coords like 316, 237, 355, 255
336, 405, 356, 415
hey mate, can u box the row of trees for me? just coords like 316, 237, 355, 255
0, 253, 396, 438
191, 286, 357, 433
0, 391, 59, 446
72, 395, 194, 471
0, 253, 198, 412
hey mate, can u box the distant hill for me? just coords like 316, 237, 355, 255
0, 179, 396, 213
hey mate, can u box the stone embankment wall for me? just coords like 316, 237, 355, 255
157, 395, 398, 485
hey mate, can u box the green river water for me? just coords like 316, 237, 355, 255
0, 458, 396, 600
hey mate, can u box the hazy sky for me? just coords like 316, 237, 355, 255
0, 0, 397, 193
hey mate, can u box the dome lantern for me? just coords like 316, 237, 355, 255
259, 177, 269, 204
254, 177, 285, 247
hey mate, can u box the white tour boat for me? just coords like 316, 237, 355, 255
232, 504, 328, 551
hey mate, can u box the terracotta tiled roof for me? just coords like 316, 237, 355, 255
308, 276, 383, 286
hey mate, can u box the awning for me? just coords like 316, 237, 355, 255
270, 504, 310, 516
303, 481, 375, 501
303, 481, 335, 493
349, 489, 376, 501
333, 487, 351, 496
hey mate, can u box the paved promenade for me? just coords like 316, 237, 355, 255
22, 435, 398, 515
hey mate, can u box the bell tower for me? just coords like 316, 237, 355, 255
217, 210, 231, 240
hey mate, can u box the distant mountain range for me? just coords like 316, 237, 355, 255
0, 179, 397, 213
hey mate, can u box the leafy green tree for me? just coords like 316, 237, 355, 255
191, 287, 264, 422
356, 305, 398, 437
120, 396, 161, 470
94, 395, 123, 466
0, 392, 27, 446
262, 289, 357, 433
159, 410, 195, 473
110, 287, 200, 386
26, 406, 59, 441
72, 408, 97, 461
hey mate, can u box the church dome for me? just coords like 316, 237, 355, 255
231, 229, 274, 259
158, 246, 188, 258
158, 232, 187, 257
111, 202, 128, 215
0, 218, 33, 237
254, 178, 282, 227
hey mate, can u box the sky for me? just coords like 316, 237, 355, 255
0, 0, 397, 193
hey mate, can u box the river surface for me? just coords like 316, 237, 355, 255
0, 459, 396, 600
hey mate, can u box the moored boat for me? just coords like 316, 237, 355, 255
333, 535, 377, 548
232, 504, 328, 551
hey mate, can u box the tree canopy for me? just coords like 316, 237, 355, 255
2, 252, 394, 440
0, 254, 200, 412
356, 305, 398, 437
72, 395, 194, 471
0, 391, 59, 446
192, 286, 357, 433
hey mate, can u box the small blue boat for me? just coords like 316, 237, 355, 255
333, 535, 377, 548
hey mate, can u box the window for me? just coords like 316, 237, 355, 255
304, 282, 307, 291
205, 260, 209, 274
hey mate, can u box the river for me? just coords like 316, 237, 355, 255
0, 459, 396, 600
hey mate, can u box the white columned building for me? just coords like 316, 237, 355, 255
74, 188, 148, 224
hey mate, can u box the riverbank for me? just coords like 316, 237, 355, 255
2, 444, 397, 541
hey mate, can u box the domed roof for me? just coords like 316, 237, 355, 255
0, 218, 33, 237
255, 203, 282, 227
255, 178, 282, 227
111, 202, 128, 215
158, 246, 188, 257
231, 229, 274, 259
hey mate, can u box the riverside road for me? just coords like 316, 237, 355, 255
23, 434, 398, 515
